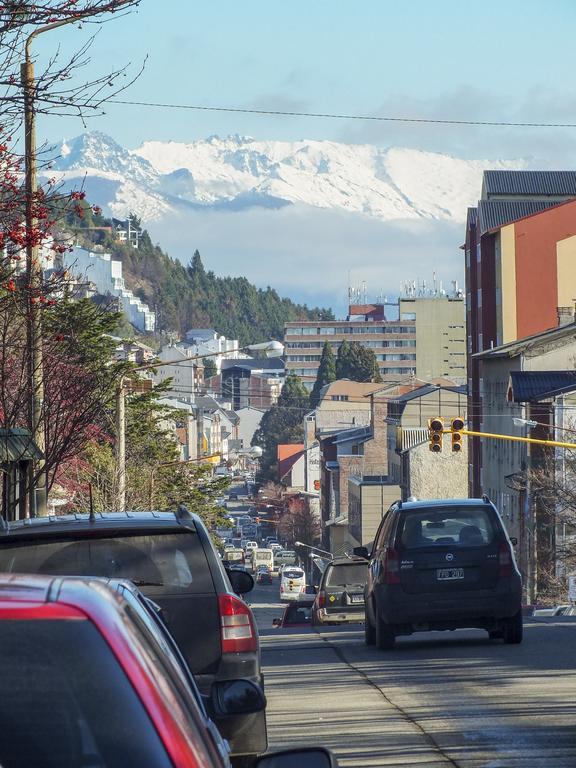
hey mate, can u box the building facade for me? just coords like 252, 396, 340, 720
465, 170, 576, 495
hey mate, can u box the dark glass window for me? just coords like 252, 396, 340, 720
0, 532, 213, 595
0, 619, 172, 768
325, 563, 367, 587
398, 507, 496, 550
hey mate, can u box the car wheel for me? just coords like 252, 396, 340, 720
375, 611, 395, 650
364, 609, 376, 645
488, 629, 503, 640
503, 610, 523, 644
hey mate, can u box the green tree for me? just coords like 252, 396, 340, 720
202, 358, 217, 380
310, 341, 336, 407
335, 340, 382, 383
252, 374, 310, 481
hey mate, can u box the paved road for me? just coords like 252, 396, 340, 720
250, 581, 576, 768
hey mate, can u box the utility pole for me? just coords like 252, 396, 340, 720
22, 35, 46, 516
115, 380, 126, 512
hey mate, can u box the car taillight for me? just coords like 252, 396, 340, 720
317, 590, 326, 608
384, 548, 401, 584
218, 594, 257, 653
499, 542, 512, 577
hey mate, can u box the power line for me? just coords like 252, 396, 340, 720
108, 98, 576, 130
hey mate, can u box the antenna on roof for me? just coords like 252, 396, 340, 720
88, 482, 95, 522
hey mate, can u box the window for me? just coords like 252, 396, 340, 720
0, 620, 173, 768
401, 312, 416, 320
286, 327, 302, 335
325, 562, 367, 586
319, 327, 335, 335
398, 507, 495, 550
302, 327, 319, 335
0, 533, 214, 594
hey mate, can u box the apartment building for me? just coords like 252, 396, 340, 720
285, 303, 416, 389
464, 170, 576, 495
285, 295, 465, 389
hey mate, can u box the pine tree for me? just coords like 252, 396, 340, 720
252, 374, 310, 481
310, 341, 336, 407
336, 338, 352, 379
335, 339, 382, 383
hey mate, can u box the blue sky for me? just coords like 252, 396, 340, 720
36, 0, 576, 158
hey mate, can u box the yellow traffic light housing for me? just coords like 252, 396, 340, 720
428, 417, 444, 453
451, 417, 465, 452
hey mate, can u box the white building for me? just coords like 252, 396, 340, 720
151, 345, 202, 403
62, 246, 155, 332
181, 329, 243, 373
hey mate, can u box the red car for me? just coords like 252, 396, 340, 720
0, 574, 335, 768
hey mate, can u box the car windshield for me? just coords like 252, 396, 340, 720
325, 562, 368, 587
0, 619, 172, 768
398, 507, 496, 550
283, 570, 304, 580
0, 532, 214, 594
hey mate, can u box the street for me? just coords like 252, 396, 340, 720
250, 581, 576, 768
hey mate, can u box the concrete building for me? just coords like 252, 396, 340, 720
216, 359, 285, 410
285, 303, 416, 389
62, 246, 155, 332
314, 380, 384, 432
474, 322, 576, 601
151, 345, 203, 402
182, 329, 242, 373
236, 406, 265, 450
386, 384, 468, 501
464, 171, 576, 495
399, 294, 466, 382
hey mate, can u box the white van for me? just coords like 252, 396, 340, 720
280, 567, 306, 602
251, 548, 274, 573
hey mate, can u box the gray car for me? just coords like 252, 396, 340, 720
356, 497, 523, 650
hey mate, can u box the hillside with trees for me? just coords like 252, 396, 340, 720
64, 207, 333, 344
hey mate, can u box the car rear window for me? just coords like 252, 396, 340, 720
398, 507, 496, 550
282, 569, 304, 580
0, 532, 214, 594
325, 562, 368, 587
0, 619, 172, 768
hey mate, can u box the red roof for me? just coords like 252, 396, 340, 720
277, 444, 304, 482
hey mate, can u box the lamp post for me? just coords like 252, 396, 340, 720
294, 540, 332, 558
115, 341, 284, 511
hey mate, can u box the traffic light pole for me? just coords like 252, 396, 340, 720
451, 428, 576, 451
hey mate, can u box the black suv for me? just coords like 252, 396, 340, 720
356, 497, 523, 650
312, 556, 368, 625
0, 508, 267, 764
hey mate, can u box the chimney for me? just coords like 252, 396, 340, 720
557, 306, 575, 327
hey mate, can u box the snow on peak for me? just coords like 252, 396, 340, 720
46, 131, 524, 223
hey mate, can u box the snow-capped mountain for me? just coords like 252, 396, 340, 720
48, 131, 524, 224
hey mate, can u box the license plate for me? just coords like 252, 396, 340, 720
350, 595, 364, 603
437, 568, 464, 581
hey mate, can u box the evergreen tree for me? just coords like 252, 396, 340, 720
252, 374, 310, 481
335, 339, 382, 383
202, 358, 217, 380
310, 341, 336, 407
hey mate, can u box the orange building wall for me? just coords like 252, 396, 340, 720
514, 200, 576, 339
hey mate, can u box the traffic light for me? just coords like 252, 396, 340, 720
428, 417, 444, 453
451, 417, 465, 452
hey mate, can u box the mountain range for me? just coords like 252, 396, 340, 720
49, 131, 524, 224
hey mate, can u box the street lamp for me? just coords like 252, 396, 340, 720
294, 540, 333, 558
115, 341, 284, 511
513, 417, 538, 429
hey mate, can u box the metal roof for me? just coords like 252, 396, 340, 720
0, 429, 43, 463
477, 200, 561, 235
483, 170, 576, 198
508, 371, 576, 403
473, 321, 576, 359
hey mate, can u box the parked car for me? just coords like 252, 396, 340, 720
313, 556, 367, 626
0, 508, 267, 764
357, 497, 523, 650
280, 566, 306, 602
533, 604, 572, 617
273, 602, 314, 629
0, 573, 336, 768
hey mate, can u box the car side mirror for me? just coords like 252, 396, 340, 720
352, 546, 369, 560
256, 747, 337, 768
209, 679, 266, 719
226, 568, 254, 595
272, 618, 281, 627
510, 537, 518, 546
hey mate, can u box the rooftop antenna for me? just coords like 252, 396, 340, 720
88, 482, 95, 522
